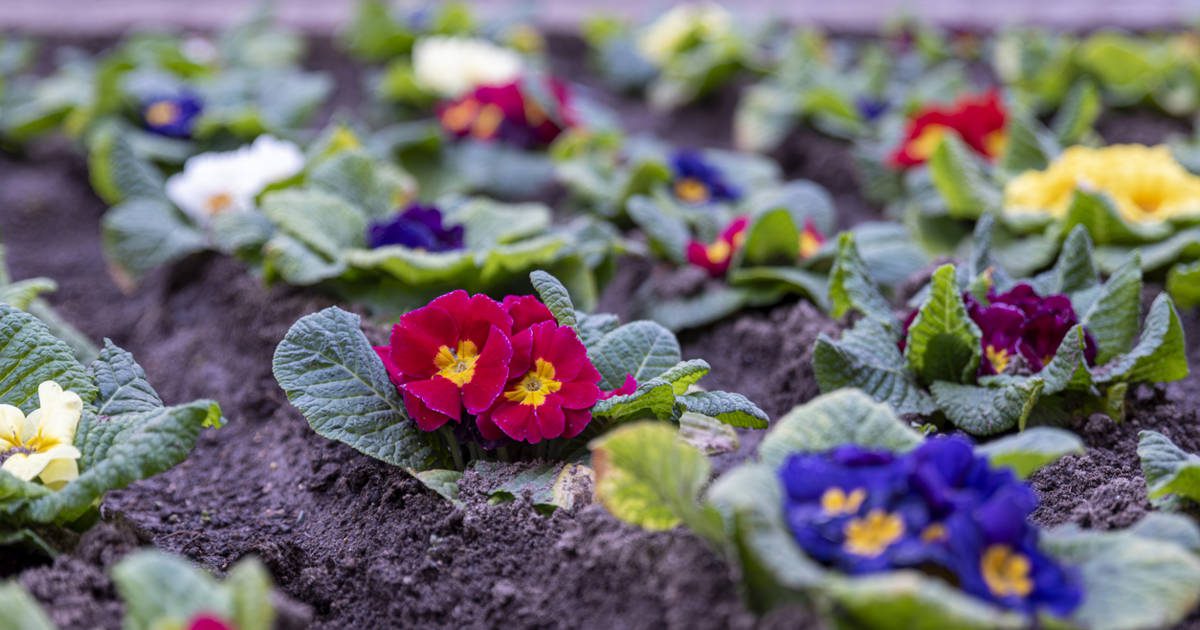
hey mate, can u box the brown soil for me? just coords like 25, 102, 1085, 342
1, 34, 1198, 630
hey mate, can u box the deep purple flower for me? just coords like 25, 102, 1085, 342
366, 204, 465, 252
779, 436, 1084, 617
902, 283, 1098, 377
856, 96, 890, 122
141, 91, 203, 138
670, 150, 740, 204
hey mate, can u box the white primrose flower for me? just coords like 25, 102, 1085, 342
0, 381, 83, 490
412, 36, 524, 98
166, 135, 304, 225
637, 2, 733, 66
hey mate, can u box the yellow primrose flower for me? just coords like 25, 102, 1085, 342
1004, 144, 1200, 225
0, 381, 83, 490
638, 3, 732, 66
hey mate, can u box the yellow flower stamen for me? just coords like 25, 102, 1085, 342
434, 340, 481, 387
821, 487, 867, 515
921, 523, 948, 542
674, 178, 711, 204
981, 544, 1034, 597
705, 240, 732, 264
799, 230, 823, 260
145, 100, 181, 127
908, 124, 950, 161
504, 358, 562, 407
984, 130, 1008, 158
986, 345, 1011, 374
204, 192, 234, 215
843, 509, 906, 557
472, 104, 505, 139
441, 98, 480, 133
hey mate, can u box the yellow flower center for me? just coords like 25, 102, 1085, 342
504, 358, 562, 407
472, 103, 505, 139
205, 192, 234, 215
705, 240, 732, 264
145, 100, 181, 127
981, 544, 1034, 597
843, 509, 906, 557
921, 522, 948, 542
434, 340, 480, 387
441, 98, 480, 133
799, 230, 823, 259
984, 130, 1008, 158
908, 124, 951, 161
674, 177, 711, 204
821, 487, 866, 515
986, 345, 1011, 373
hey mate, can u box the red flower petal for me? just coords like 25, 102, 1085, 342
374, 345, 404, 386
543, 325, 588, 380
475, 408, 504, 441
507, 326, 535, 378
562, 408, 593, 439
462, 325, 514, 414
390, 303, 460, 377
600, 374, 638, 400
535, 400, 565, 442
187, 615, 234, 630
403, 377, 462, 422
557, 381, 602, 409
462, 293, 513, 346
503, 294, 555, 333
402, 389, 453, 432
490, 401, 535, 442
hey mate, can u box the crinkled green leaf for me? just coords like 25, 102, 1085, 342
591, 422, 724, 544
1051, 79, 1101, 145
0, 304, 94, 413
272, 307, 447, 470
1128, 512, 1200, 554
678, 390, 768, 429
758, 389, 923, 468
0, 582, 54, 630
309, 149, 413, 219
976, 427, 1084, 479
827, 571, 1027, 630
929, 379, 1044, 436
1050, 225, 1100, 296
813, 319, 937, 416
1063, 190, 1173, 245
1138, 430, 1200, 505
1167, 260, 1200, 308
929, 134, 1000, 219
114, 550, 274, 630
449, 198, 552, 250
0, 278, 55, 311
590, 379, 677, 425
656, 359, 711, 395
1093, 293, 1188, 385
101, 198, 208, 282
529, 270, 577, 328
1080, 254, 1142, 364
999, 110, 1055, 175
483, 461, 593, 512
224, 557, 276, 630
627, 195, 689, 263
740, 208, 800, 266
645, 286, 754, 332
88, 340, 163, 418
587, 320, 682, 390
87, 121, 165, 205
828, 232, 896, 329
262, 188, 364, 259
904, 264, 982, 385
729, 267, 829, 310
574, 312, 620, 349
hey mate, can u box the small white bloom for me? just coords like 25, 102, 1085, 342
166, 135, 304, 225
638, 3, 733, 66
181, 35, 218, 65
412, 36, 523, 98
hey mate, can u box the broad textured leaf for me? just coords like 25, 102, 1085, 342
0, 304, 94, 413
827, 572, 1026, 630
0, 278, 55, 311
1128, 512, 1200, 554
646, 287, 753, 332
263, 233, 347, 285
828, 232, 896, 328
101, 198, 208, 281
591, 422, 724, 544
1051, 80, 1101, 145
929, 134, 1000, 219
88, 340, 163, 417
758, 389, 923, 468
113, 551, 231, 630
656, 359, 710, 395
1080, 254, 1142, 364
587, 321, 682, 390
450, 198, 552, 250
411, 469, 463, 503
1093, 294, 1188, 385
308, 149, 413, 218
483, 461, 593, 511
730, 267, 829, 310
224, 558, 276, 630
529, 270, 577, 328
976, 427, 1084, 479
590, 380, 677, 425
929, 379, 1044, 436
87, 121, 165, 205
574, 312, 620, 348
813, 319, 937, 416
272, 307, 447, 470
999, 110, 1054, 175
1063, 190, 1172, 245
0, 583, 54, 630
1138, 430, 1200, 504
1167, 260, 1200, 308
679, 391, 768, 429
740, 208, 800, 266
904, 265, 982, 385
261, 188, 365, 259
627, 195, 689, 263
1051, 225, 1100, 296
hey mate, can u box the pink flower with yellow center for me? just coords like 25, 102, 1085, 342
686, 216, 749, 277
799, 219, 827, 260
889, 91, 1007, 169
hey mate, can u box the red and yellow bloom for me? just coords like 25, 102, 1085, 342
687, 216, 749, 277
889, 91, 1007, 169
438, 78, 575, 148
375, 290, 514, 432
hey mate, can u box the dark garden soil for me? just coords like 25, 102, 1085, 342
1, 34, 1199, 630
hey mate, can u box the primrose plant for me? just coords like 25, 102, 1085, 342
1, 550, 277, 630
273, 271, 767, 508
0, 305, 220, 553
591, 389, 1200, 630
815, 217, 1189, 435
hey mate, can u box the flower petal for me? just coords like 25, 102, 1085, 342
402, 390, 453, 432
402, 378, 462, 423
534, 401, 565, 442
490, 401, 534, 443
556, 381, 602, 409
462, 326, 513, 414
562, 408, 592, 439
2, 452, 48, 482
0, 404, 25, 449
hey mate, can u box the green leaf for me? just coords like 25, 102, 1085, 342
0, 278, 55, 311
225, 558, 276, 630
758, 389, 923, 468
590, 379, 677, 425
1050, 225, 1100, 296
587, 321, 682, 391
826, 572, 1026, 630
101, 198, 209, 282
740, 209, 800, 266
1093, 294, 1188, 385
529, 270, 577, 328
627, 195, 689, 263
88, 340, 163, 418
929, 134, 1000, 219
828, 232, 896, 329
813, 319, 937, 416
729, 267, 829, 310
0, 304, 94, 413
1138, 430, 1200, 504
0, 582, 54, 630
1045, 524, 1200, 630
87, 121, 165, 205
1167, 260, 1200, 308
482, 461, 594, 512
308, 149, 413, 218
678, 390, 768, 429
999, 110, 1054, 175
1063, 190, 1172, 245
272, 307, 447, 470
591, 422, 724, 544
976, 427, 1084, 478
904, 264, 982, 385
411, 469, 464, 504
1051, 79, 1101, 145
645, 287, 754, 332
1080, 254, 1142, 364
929, 379, 1044, 436
114, 550, 274, 630
262, 188, 365, 260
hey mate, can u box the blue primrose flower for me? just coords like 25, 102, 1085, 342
779, 436, 1084, 617
855, 96, 889, 122
669, 150, 740, 205
366, 204, 465, 252
141, 92, 203, 138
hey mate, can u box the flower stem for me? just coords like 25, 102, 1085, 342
439, 426, 464, 471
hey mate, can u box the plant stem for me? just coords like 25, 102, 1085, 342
439, 426, 464, 470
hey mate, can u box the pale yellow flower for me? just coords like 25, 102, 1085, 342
637, 3, 732, 66
1004, 144, 1200, 225
0, 381, 83, 489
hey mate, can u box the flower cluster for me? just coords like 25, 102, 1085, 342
375, 291, 603, 444
0, 381, 83, 490
438, 78, 574, 148
889, 91, 1007, 169
165, 135, 304, 225
1005, 144, 1200, 225
902, 283, 1097, 377
637, 2, 733, 66
780, 436, 1083, 616
366, 204, 465, 252
141, 91, 203, 138
412, 36, 524, 99
686, 215, 825, 277
670, 150, 740, 205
